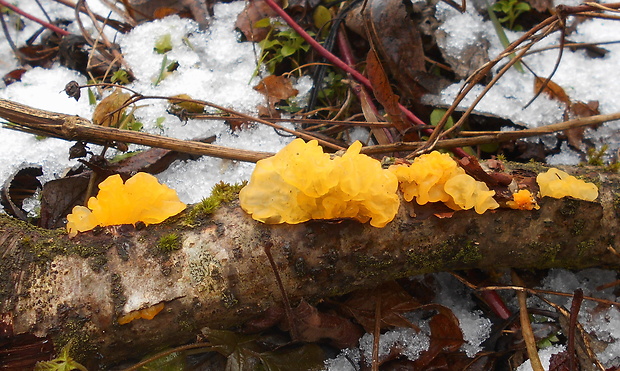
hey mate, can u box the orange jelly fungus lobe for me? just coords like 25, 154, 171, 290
118, 302, 165, 325
66, 172, 186, 237
506, 189, 540, 210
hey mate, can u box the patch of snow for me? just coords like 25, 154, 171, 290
515, 344, 566, 371
434, 273, 493, 357
427, 0, 620, 161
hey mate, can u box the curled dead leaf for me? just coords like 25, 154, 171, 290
92, 88, 131, 127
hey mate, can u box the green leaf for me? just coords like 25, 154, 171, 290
127, 120, 143, 131
34, 341, 88, 371
430, 109, 454, 130
153, 55, 168, 86
137, 351, 186, 371
280, 44, 296, 57
111, 69, 130, 84
253, 17, 272, 28
514, 2, 531, 11
154, 34, 173, 54
313, 5, 331, 38
487, 0, 524, 72
87, 88, 96, 106
155, 116, 166, 129
259, 344, 325, 371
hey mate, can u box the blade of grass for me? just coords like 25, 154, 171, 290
486, 0, 525, 73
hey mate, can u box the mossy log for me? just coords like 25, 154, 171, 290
1, 165, 620, 367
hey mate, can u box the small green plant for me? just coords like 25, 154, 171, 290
253, 18, 313, 76
185, 181, 246, 225
34, 341, 88, 371
587, 145, 607, 166
492, 0, 531, 31
317, 70, 347, 102
110, 69, 130, 85
154, 33, 173, 54
157, 233, 181, 253
586, 145, 620, 172
153, 55, 179, 86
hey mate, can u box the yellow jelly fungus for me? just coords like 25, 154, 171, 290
239, 139, 400, 227
506, 189, 540, 210
66, 172, 186, 237
389, 151, 498, 214
444, 174, 500, 214
389, 151, 465, 204
536, 168, 598, 201
118, 302, 165, 325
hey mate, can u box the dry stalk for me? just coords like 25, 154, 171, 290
0, 98, 273, 163
512, 271, 544, 371
413, 2, 620, 157
361, 112, 620, 155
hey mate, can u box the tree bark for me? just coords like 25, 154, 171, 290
1, 165, 620, 367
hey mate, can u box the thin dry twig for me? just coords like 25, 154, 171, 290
413, 2, 620, 157
512, 270, 544, 371
538, 296, 606, 370
125, 95, 346, 151
361, 112, 620, 155
0, 0, 69, 35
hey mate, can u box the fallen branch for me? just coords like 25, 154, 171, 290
2, 99, 618, 160
0, 98, 274, 163
1, 162, 619, 366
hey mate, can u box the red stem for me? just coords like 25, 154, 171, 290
481, 290, 512, 320
262, 0, 427, 127
264, 0, 471, 159
0, 0, 70, 36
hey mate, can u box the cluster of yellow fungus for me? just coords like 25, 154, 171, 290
118, 302, 165, 325
239, 139, 400, 227
389, 151, 499, 214
66, 172, 186, 237
536, 168, 598, 201
507, 189, 540, 210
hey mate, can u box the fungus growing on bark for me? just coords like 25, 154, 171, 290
389, 151, 499, 214
536, 168, 598, 201
118, 303, 165, 325
66, 172, 186, 237
507, 189, 540, 210
239, 139, 400, 227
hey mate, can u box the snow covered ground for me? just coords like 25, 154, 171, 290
1, 0, 619, 368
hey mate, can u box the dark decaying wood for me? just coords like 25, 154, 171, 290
1, 167, 620, 366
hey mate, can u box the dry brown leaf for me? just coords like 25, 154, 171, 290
92, 88, 131, 127
366, 49, 409, 135
534, 77, 571, 106
254, 75, 299, 101
341, 281, 422, 333
287, 300, 363, 349
571, 100, 600, 118
413, 306, 464, 368
564, 100, 601, 149
235, 0, 280, 42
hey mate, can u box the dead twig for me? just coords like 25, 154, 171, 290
512, 270, 544, 371
0, 98, 273, 163
360, 112, 620, 155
